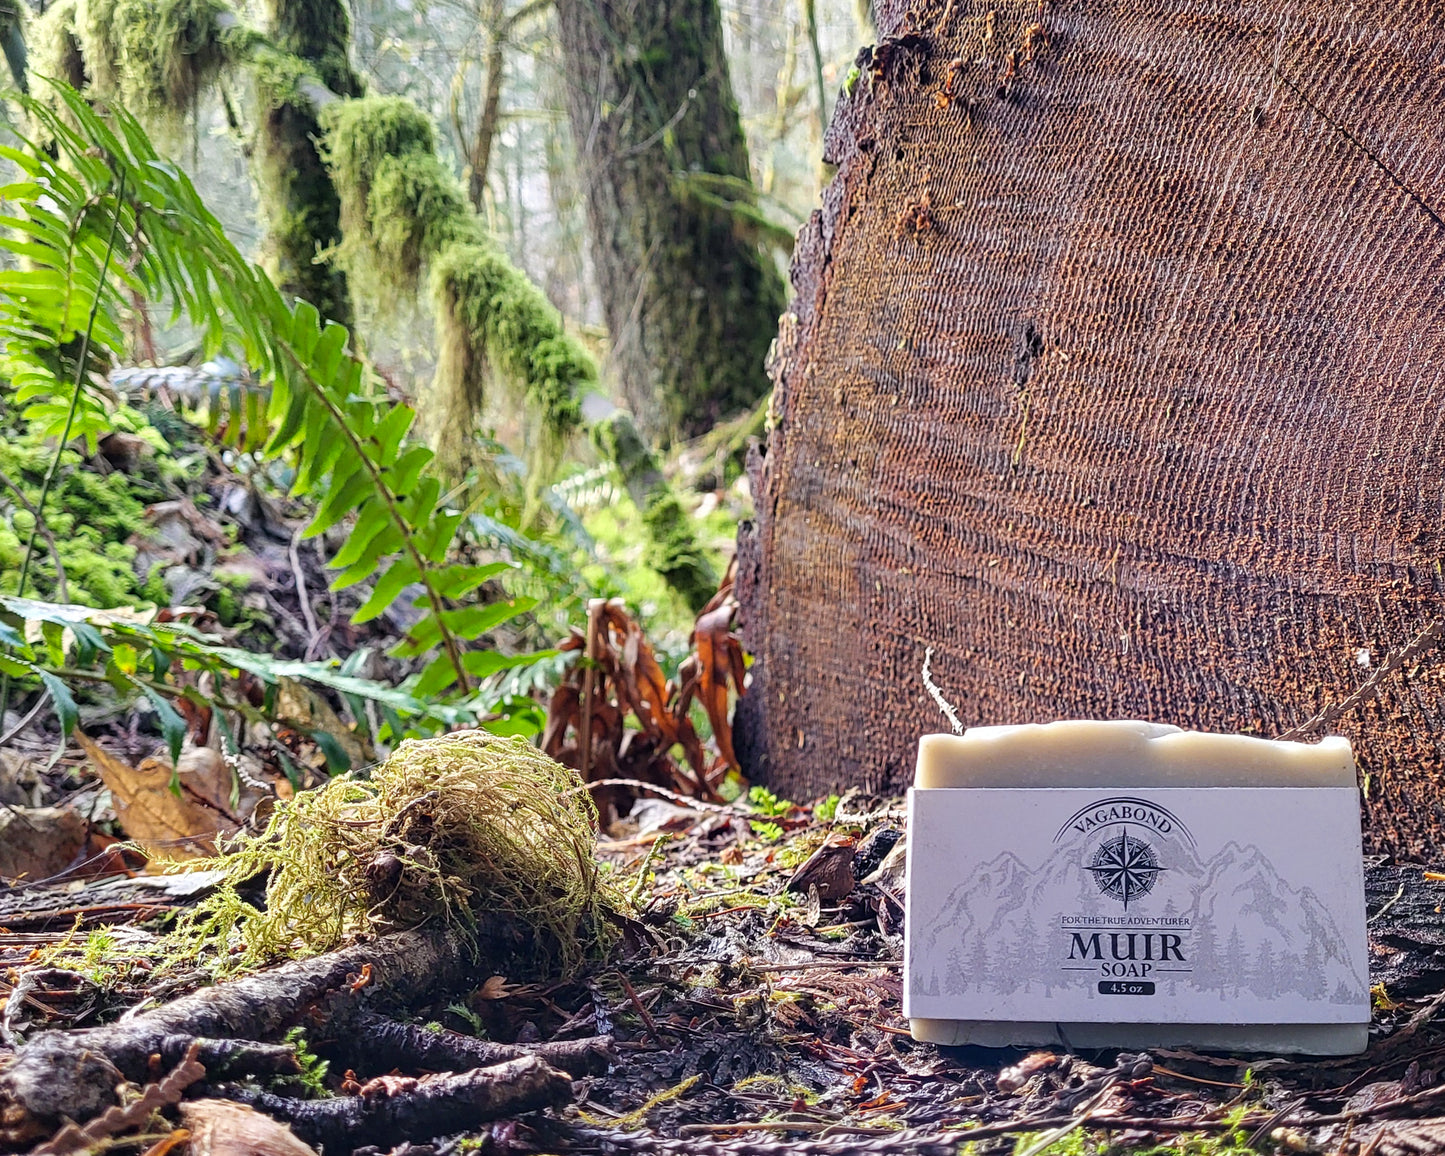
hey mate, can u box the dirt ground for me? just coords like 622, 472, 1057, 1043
3, 795, 1445, 1155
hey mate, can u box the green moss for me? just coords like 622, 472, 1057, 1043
74, 0, 238, 134
0, 440, 148, 607
30, 1, 90, 96
322, 96, 480, 291
590, 411, 716, 613
165, 731, 617, 975
249, 0, 364, 324
263, 0, 359, 97
321, 96, 591, 473
255, 92, 353, 323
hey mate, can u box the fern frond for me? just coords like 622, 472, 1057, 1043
1, 83, 540, 703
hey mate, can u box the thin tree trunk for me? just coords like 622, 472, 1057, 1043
256, 0, 363, 325
467, 33, 506, 212
554, 0, 787, 442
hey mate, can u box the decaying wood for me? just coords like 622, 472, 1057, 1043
0, 927, 491, 1129
29, 1040, 205, 1155
735, 0, 1445, 859
320, 1010, 612, 1078
222, 1055, 572, 1152
156, 1036, 303, 1078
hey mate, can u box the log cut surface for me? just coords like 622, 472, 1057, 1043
737, 0, 1445, 857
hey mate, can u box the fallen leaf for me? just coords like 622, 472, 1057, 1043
786, 835, 857, 903
0, 806, 87, 882
76, 732, 238, 858
180, 1100, 317, 1156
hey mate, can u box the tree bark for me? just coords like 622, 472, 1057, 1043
0, 1, 27, 93
468, 30, 506, 213
0, 928, 487, 1131
554, 0, 787, 441
736, 0, 1445, 859
256, 0, 363, 325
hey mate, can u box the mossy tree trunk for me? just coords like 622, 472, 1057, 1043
554, 0, 787, 442
0, 1, 27, 93
256, 0, 363, 325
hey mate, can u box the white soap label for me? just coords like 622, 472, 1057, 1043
905, 788, 1370, 1025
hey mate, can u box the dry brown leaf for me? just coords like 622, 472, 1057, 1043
0, 806, 87, 882
478, 974, 514, 999
75, 732, 237, 858
275, 677, 368, 769
546, 571, 744, 807
180, 1100, 317, 1156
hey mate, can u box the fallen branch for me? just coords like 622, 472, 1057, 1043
31, 1040, 205, 1156
0, 926, 502, 1130
320, 1010, 612, 1078
220, 1055, 571, 1151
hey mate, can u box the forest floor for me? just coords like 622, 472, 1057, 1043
3, 789, 1445, 1156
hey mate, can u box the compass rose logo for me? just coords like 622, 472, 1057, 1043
1086, 825, 1165, 909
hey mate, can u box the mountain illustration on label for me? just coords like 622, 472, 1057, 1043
909, 792, 1369, 1014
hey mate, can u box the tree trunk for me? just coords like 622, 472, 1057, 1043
554, 0, 787, 441
467, 34, 506, 213
256, 0, 363, 325
736, 0, 1445, 859
0, 1, 27, 93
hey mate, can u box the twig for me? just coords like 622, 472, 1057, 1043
747, 960, 902, 972
615, 970, 662, 1046
1279, 620, 1445, 740
1369, 880, 1407, 925
222, 1055, 571, 1152
288, 525, 320, 655
921, 647, 963, 734
0, 691, 51, 747
33, 1039, 204, 1155
579, 598, 605, 780
567, 778, 747, 815
1014, 1081, 1119, 1156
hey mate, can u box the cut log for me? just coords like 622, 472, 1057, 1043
737, 0, 1445, 858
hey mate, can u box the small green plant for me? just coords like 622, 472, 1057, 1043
815, 794, 841, 822
748, 784, 792, 817
445, 1001, 486, 1035
843, 65, 861, 97
750, 819, 784, 842
283, 1027, 330, 1097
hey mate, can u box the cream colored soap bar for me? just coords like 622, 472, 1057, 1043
905, 721, 1370, 1055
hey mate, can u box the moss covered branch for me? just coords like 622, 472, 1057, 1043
323, 96, 716, 608
592, 411, 718, 613
253, 0, 363, 325
322, 96, 585, 475
30, 0, 357, 324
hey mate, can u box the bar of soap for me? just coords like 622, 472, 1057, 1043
904, 721, 1370, 1055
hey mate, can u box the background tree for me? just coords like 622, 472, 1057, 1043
254, 0, 364, 325
554, 0, 788, 440
0, 1, 26, 92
